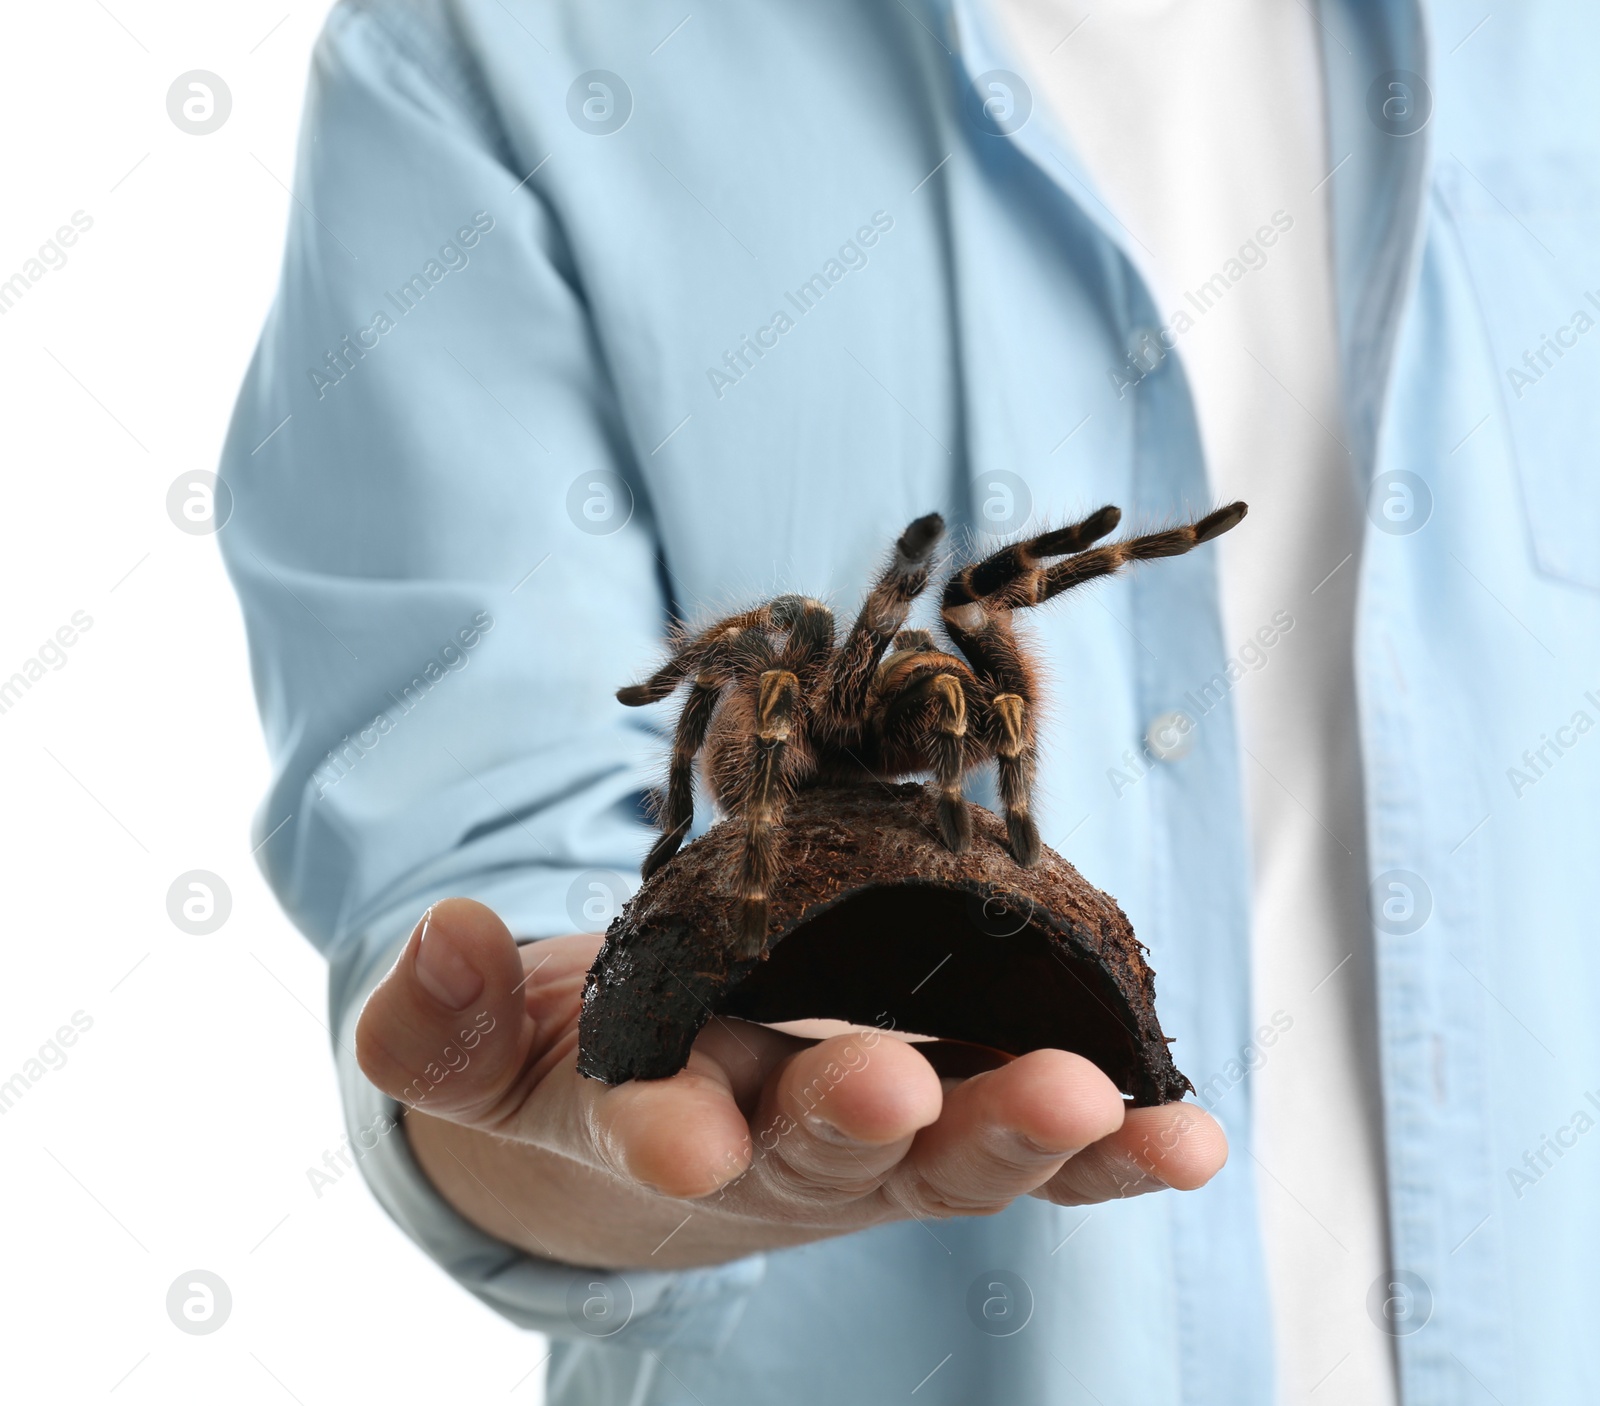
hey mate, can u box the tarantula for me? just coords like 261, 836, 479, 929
618, 501, 1246, 956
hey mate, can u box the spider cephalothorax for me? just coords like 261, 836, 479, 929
618, 501, 1246, 956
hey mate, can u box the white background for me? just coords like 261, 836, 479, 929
0, 2, 548, 1399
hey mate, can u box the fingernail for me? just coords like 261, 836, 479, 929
414, 910, 484, 1010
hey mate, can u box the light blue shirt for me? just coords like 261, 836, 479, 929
219, 1, 1600, 1401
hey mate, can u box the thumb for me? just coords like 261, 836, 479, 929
355, 897, 536, 1125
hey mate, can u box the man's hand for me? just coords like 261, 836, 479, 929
355, 898, 1228, 1270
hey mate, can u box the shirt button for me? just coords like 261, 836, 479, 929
1145, 710, 1194, 761
1127, 326, 1166, 374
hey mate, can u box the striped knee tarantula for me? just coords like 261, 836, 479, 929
618, 501, 1247, 957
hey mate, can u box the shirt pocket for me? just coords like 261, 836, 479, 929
1440, 154, 1600, 591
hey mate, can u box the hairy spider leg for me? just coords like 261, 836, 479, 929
739, 668, 800, 957
927, 674, 973, 852
949, 503, 1124, 611
878, 664, 975, 853
1032, 502, 1248, 606
637, 614, 785, 874
615, 605, 775, 707
939, 577, 1042, 866
938, 504, 1128, 695
935, 504, 1126, 865
640, 671, 723, 879
821, 512, 945, 732
627, 590, 835, 885
772, 596, 838, 688
941, 501, 1248, 865
987, 691, 1038, 865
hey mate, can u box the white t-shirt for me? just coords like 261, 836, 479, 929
985, 2, 1396, 1402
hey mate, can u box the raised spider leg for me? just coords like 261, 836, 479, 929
821, 513, 945, 733
738, 668, 800, 958
1031, 502, 1248, 606
941, 501, 1247, 866
944, 503, 1123, 614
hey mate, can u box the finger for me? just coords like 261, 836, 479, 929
507, 932, 604, 1085
570, 1050, 757, 1199
1034, 1101, 1228, 1206
556, 1017, 814, 1200
880, 1049, 1126, 1218
354, 898, 536, 1124
723, 1030, 944, 1212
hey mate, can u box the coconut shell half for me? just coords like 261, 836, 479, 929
577, 783, 1192, 1106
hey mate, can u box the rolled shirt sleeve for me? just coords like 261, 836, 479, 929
218, 1, 762, 1347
